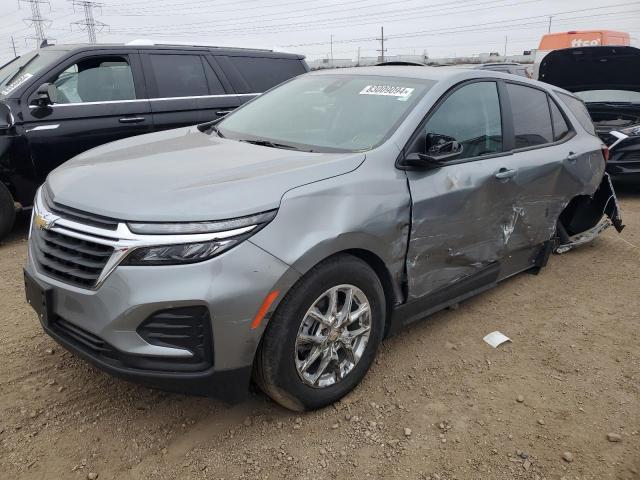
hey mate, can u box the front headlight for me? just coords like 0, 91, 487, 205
122, 238, 241, 266
122, 210, 276, 265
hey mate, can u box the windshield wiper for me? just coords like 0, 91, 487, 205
3, 53, 39, 86
239, 139, 303, 151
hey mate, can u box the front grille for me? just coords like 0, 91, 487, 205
42, 187, 119, 231
32, 228, 114, 288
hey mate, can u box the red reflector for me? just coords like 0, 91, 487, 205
251, 290, 280, 330
601, 145, 610, 162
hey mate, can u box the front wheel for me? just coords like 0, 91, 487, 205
254, 254, 385, 411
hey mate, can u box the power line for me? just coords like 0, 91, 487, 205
19, 0, 52, 46
69, 1, 108, 43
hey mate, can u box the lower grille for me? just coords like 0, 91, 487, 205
50, 314, 213, 373
32, 228, 113, 288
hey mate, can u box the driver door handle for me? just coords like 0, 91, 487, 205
495, 168, 517, 180
119, 116, 145, 124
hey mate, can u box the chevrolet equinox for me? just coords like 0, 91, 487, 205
25, 66, 622, 411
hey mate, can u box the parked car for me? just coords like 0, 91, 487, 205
0, 40, 309, 238
25, 66, 622, 410
538, 45, 640, 183
474, 62, 530, 77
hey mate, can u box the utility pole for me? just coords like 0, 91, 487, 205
330, 34, 333, 64
503, 35, 508, 58
19, 0, 51, 47
357, 46, 360, 67
11, 36, 18, 57
376, 26, 387, 63
70, 1, 108, 44
548, 15, 553, 33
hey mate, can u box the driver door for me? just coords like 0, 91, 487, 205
21, 50, 151, 182
404, 80, 518, 301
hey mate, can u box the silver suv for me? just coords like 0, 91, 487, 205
24, 67, 622, 410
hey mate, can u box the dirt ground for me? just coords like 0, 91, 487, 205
0, 190, 639, 480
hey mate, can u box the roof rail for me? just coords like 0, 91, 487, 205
125, 39, 273, 51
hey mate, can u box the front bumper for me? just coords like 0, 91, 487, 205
25, 238, 298, 402
607, 137, 640, 183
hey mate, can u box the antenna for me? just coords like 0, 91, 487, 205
19, 0, 52, 47
70, 1, 108, 43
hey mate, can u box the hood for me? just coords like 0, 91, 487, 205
539, 46, 640, 93
47, 126, 365, 222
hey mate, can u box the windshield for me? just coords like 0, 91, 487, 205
576, 90, 640, 104
218, 74, 434, 152
0, 49, 68, 98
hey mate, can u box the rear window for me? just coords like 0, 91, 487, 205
149, 54, 209, 98
506, 83, 553, 148
549, 99, 570, 141
227, 56, 306, 92
557, 92, 597, 136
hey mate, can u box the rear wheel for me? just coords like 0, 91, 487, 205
0, 183, 16, 240
254, 254, 385, 411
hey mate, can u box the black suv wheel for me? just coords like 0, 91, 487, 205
0, 182, 16, 240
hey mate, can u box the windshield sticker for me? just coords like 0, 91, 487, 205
1, 73, 33, 96
359, 85, 415, 100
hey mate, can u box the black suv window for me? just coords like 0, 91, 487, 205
419, 81, 502, 160
557, 92, 597, 136
50, 56, 136, 103
549, 98, 570, 141
227, 56, 306, 92
149, 54, 209, 98
506, 83, 553, 148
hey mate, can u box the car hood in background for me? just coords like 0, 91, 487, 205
539, 46, 640, 92
47, 126, 365, 222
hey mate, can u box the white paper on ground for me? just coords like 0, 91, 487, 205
483, 331, 511, 348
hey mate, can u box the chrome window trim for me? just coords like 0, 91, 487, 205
32, 188, 257, 290
28, 92, 260, 109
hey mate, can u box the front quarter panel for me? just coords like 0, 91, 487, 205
250, 143, 411, 306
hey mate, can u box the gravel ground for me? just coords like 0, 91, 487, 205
0, 190, 639, 480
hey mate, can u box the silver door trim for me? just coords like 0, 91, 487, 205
28, 93, 260, 109
25, 124, 60, 132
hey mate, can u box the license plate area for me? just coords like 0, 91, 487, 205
24, 270, 53, 325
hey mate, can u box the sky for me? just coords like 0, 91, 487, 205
1, 0, 639, 64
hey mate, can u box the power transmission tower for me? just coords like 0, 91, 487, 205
19, 0, 52, 47
70, 1, 108, 44
376, 26, 387, 63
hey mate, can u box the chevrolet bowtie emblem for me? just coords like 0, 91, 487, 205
34, 212, 56, 230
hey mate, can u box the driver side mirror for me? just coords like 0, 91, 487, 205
402, 133, 463, 168
34, 83, 56, 108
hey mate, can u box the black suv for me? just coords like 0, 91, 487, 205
0, 41, 308, 238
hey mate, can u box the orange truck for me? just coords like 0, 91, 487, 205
534, 30, 631, 78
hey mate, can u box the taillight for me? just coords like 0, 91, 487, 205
601, 145, 610, 162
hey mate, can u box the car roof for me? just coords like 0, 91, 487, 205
43, 43, 305, 60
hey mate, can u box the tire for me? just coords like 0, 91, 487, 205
0, 182, 16, 241
254, 254, 385, 411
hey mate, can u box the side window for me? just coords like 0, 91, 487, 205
557, 92, 597, 136
549, 98, 570, 141
148, 54, 209, 98
506, 83, 553, 148
417, 81, 502, 160
50, 56, 136, 104
227, 56, 306, 92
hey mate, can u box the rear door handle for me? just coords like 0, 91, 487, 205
495, 168, 517, 180
566, 152, 579, 162
119, 117, 145, 124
